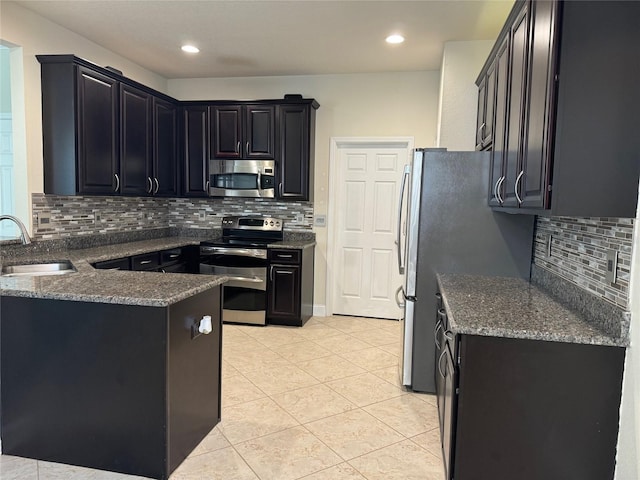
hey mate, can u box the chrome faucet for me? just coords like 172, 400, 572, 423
0, 215, 32, 245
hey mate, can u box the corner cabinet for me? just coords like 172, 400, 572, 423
278, 102, 318, 201
267, 246, 314, 326
183, 106, 209, 197
478, 0, 640, 217
38, 55, 180, 197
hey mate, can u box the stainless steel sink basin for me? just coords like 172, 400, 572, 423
1, 261, 76, 277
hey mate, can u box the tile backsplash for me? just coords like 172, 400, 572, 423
31, 194, 313, 240
533, 216, 634, 309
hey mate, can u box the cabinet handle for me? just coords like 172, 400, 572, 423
147, 177, 153, 194
437, 350, 447, 379
161, 269, 166, 273
169, 254, 180, 259
153, 177, 159, 194
496, 176, 505, 204
246, 141, 249, 156
114, 173, 120, 192
269, 265, 274, 282
278, 270, 294, 275
515, 170, 524, 205
279, 182, 283, 197
277, 254, 293, 258
205, 180, 210, 193
236, 141, 240, 154
139, 260, 152, 265
434, 319, 442, 347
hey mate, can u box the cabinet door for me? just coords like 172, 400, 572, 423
245, 105, 275, 159
183, 107, 209, 196
120, 84, 152, 196
475, 76, 487, 150
210, 106, 242, 159
76, 66, 119, 194
153, 99, 179, 196
502, 3, 530, 207
520, 0, 558, 209
442, 343, 458, 480
268, 265, 300, 319
278, 104, 310, 200
488, 36, 510, 207
483, 60, 497, 149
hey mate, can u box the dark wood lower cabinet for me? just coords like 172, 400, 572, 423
267, 246, 314, 327
0, 288, 222, 480
439, 333, 625, 480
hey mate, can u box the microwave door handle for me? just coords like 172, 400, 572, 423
257, 171, 262, 196
396, 165, 410, 275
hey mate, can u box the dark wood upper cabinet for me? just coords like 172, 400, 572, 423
487, 36, 510, 208
153, 99, 179, 197
210, 105, 275, 160
38, 55, 319, 202
183, 106, 209, 197
278, 103, 317, 201
478, 0, 640, 217
119, 84, 152, 195
39, 55, 180, 198
76, 66, 119, 195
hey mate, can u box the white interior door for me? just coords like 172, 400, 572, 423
331, 142, 409, 319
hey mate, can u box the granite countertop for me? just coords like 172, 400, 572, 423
437, 273, 627, 347
0, 237, 225, 307
268, 240, 316, 249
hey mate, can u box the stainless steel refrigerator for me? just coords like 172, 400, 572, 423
396, 148, 535, 393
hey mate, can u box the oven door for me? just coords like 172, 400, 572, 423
209, 159, 275, 198
200, 253, 268, 325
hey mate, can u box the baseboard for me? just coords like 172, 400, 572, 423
313, 304, 327, 317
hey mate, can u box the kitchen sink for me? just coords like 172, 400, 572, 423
1, 260, 77, 277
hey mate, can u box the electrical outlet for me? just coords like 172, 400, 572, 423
606, 250, 618, 284
37, 212, 51, 228
94, 212, 101, 223
296, 213, 304, 223
314, 215, 326, 227
198, 211, 206, 220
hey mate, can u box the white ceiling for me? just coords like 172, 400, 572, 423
14, 0, 514, 79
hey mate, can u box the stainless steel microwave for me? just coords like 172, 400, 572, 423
208, 160, 275, 198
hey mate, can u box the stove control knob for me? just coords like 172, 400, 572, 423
264, 220, 268, 225
270, 221, 274, 226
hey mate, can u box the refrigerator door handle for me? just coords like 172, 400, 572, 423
396, 165, 411, 275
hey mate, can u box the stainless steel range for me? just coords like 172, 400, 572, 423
200, 216, 284, 326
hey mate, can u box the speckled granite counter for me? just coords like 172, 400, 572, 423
268, 240, 316, 249
0, 237, 226, 307
437, 273, 628, 347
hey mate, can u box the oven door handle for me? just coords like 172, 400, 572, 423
200, 246, 267, 258
224, 275, 263, 283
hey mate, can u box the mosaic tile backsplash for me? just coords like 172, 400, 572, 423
31, 194, 313, 240
533, 216, 634, 309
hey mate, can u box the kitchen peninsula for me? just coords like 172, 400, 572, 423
0, 235, 226, 480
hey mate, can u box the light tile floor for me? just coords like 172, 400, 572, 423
0, 316, 445, 480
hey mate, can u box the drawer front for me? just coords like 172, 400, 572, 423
268, 249, 301, 264
131, 252, 160, 271
93, 257, 131, 271
161, 248, 184, 265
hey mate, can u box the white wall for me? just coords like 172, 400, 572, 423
436, 40, 493, 151
615, 194, 640, 478
0, 1, 168, 228
169, 72, 441, 310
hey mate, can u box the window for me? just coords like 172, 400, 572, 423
0, 41, 28, 240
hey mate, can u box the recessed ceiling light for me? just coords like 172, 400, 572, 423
386, 34, 405, 45
181, 45, 200, 54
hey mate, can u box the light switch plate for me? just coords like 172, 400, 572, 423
314, 215, 326, 227
606, 249, 618, 284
